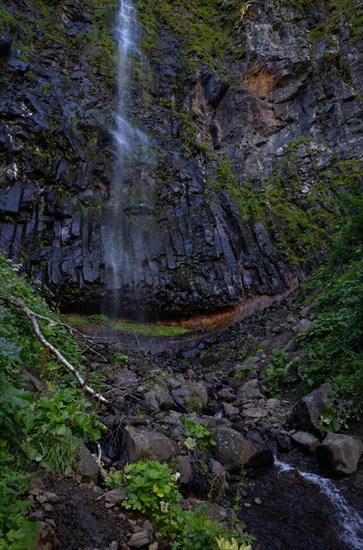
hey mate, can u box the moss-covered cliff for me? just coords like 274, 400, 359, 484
0, 0, 362, 317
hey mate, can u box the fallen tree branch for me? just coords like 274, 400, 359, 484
5, 294, 110, 405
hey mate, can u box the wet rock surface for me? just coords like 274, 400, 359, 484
1, 1, 362, 317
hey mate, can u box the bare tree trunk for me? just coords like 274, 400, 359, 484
5, 294, 109, 405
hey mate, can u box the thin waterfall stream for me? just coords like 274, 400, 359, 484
102, 0, 150, 317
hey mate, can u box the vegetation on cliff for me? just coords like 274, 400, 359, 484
0, 255, 104, 547
296, 196, 363, 428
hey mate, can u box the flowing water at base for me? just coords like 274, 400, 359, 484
274, 457, 363, 549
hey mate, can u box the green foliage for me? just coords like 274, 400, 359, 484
295, 200, 363, 410
216, 538, 252, 550
136, 0, 240, 71
319, 390, 363, 433
0, 255, 104, 542
265, 348, 292, 396
296, 0, 363, 43
0, 453, 38, 550
123, 461, 182, 515
122, 460, 253, 549
26, 388, 104, 472
182, 417, 216, 452
114, 352, 129, 363
176, 107, 211, 158
210, 147, 362, 267
235, 346, 248, 362
235, 363, 254, 382
104, 470, 123, 490
72, 312, 189, 336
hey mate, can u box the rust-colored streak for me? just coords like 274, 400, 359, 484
248, 65, 276, 99
180, 278, 300, 332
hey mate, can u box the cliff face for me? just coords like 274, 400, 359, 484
0, 0, 362, 318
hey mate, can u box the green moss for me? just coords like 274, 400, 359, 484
65, 313, 190, 337
209, 144, 362, 267
176, 107, 211, 158
136, 0, 240, 72
296, 0, 363, 44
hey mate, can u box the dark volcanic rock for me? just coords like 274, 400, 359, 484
293, 383, 332, 440
0, 0, 362, 317
316, 433, 363, 475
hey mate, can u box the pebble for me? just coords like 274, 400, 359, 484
244, 503, 251, 508
254, 497, 262, 505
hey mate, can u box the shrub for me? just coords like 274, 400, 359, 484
296, 199, 363, 424
121, 460, 253, 549
265, 348, 292, 396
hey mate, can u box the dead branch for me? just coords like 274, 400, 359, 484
5, 294, 110, 405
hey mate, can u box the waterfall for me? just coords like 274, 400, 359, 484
274, 456, 363, 549
102, 0, 149, 316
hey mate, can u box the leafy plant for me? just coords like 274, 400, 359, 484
265, 348, 292, 396
0, 255, 105, 540
0, 453, 38, 550
216, 538, 252, 550
235, 364, 254, 382
104, 470, 123, 490
235, 347, 248, 362
114, 352, 129, 363
123, 461, 182, 515
182, 417, 216, 451
122, 460, 253, 549
296, 199, 363, 409
320, 393, 363, 433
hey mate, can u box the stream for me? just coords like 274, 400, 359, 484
238, 454, 363, 550
274, 456, 363, 549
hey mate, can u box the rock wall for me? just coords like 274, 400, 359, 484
0, 0, 362, 317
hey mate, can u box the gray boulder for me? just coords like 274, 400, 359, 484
212, 427, 273, 471
76, 443, 99, 483
172, 381, 208, 413
124, 426, 175, 463
316, 433, 363, 475
236, 379, 263, 402
293, 383, 332, 439
291, 431, 320, 454
144, 383, 175, 411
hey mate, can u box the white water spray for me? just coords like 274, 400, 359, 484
102, 0, 149, 308
274, 456, 363, 549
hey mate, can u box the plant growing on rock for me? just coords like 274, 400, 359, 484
265, 348, 293, 396
182, 417, 216, 451
121, 459, 253, 549
123, 461, 182, 515
295, 198, 363, 421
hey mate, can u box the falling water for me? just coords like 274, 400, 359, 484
102, 0, 149, 315
274, 456, 363, 549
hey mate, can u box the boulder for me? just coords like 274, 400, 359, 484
242, 406, 269, 419
171, 381, 208, 413
144, 383, 174, 411
292, 383, 332, 439
316, 433, 363, 475
176, 455, 193, 484
291, 431, 320, 454
212, 427, 273, 471
104, 489, 127, 508
76, 444, 99, 483
236, 379, 263, 402
124, 426, 175, 463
